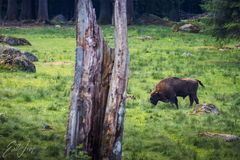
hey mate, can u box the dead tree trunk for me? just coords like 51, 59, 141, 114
65, 0, 129, 159
100, 0, 129, 159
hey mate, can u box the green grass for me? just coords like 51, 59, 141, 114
0, 25, 240, 160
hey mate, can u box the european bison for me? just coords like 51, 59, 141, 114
150, 77, 204, 109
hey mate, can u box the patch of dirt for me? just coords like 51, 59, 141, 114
44, 61, 73, 65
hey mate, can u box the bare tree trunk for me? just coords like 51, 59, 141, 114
100, 0, 128, 159
37, 0, 48, 23
5, 0, 18, 21
65, 0, 114, 158
127, 0, 134, 25
98, 0, 112, 24
65, 0, 129, 159
20, 0, 32, 20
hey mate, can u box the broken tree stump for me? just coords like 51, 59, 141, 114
65, 0, 129, 160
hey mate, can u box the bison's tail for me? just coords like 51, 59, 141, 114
197, 80, 205, 87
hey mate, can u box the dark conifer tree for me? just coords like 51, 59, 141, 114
20, 0, 32, 20
127, 0, 134, 24
0, 0, 2, 22
169, 0, 181, 22
98, 0, 112, 24
5, 0, 18, 21
38, 0, 49, 23
203, 0, 240, 38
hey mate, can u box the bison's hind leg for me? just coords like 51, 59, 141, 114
193, 94, 199, 104
189, 95, 194, 107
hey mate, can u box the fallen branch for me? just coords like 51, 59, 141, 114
199, 132, 240, 142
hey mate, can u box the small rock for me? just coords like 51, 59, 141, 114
179, 24, 200, 33
182, 52, 192, 57
137, 36, 154, 41
42, 123, 53, 130
0, 35, 31, 46
55, 25, 61, 28
192, 103, 220, 115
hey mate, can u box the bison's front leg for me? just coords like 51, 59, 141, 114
170, 97, 179, 109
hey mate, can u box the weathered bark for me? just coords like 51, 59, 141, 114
65, 0, 114, 158
5, 0, 18, 21
66, 0, 129, 159
20, 0, 32, 20
98, 0, 112, 24
37, 0, 48, 23
127, 0, 134, 25
100, 0, 128, 159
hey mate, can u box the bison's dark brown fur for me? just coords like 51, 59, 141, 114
150, 77, 204, 109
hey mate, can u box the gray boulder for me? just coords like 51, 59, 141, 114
179, 24, 200, 33
51, 14, 67, 24
0, 35, 31, 46
0, 46, 36, 72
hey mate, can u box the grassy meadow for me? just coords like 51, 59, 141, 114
0, 25, 240, 160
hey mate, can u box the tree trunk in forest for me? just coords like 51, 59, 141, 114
127, 0, 134, 25
72, 0, 78, 21
0, 0, 2, 22
169, 1, 180, 22
5, 0, 18, 21
38, 0, 48, 23
65, 0, 129, 159
20, 0, 32, 20
98, 0, 112, 24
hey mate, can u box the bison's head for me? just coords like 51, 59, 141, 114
150, 92, 169, 105
150, 92, 161, 105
